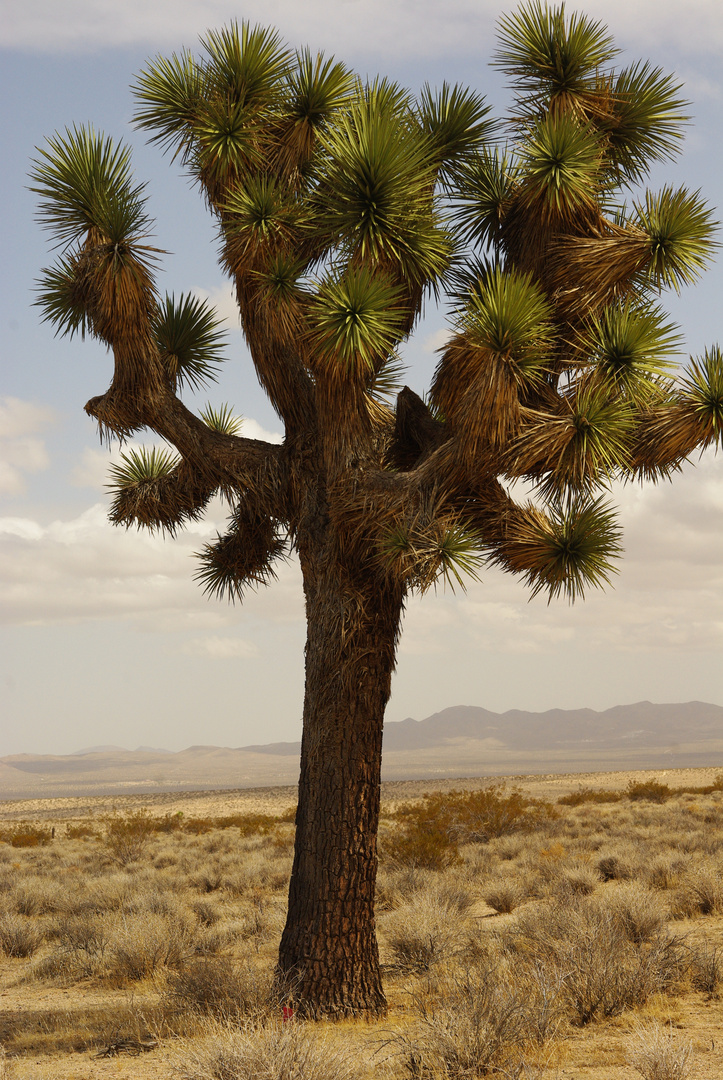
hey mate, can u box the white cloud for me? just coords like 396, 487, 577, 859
181, 635, 259, 658
5, 0, 723, 59
240, 418, 284, 445
0, 398, 54, 495
192, 284, 241, 329
0, 500, 304, 628
422, 329, 450, 354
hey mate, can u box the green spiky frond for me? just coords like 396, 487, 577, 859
631, 346, 722, 472
461, 265, 553, 358
223, 174, 301, 258
367, 353, 406, 403
601, 63, 688, 184
494, 2, 617, 115
109, 445, 179, 486
105, 445, 218, 535
491, 493, 622, 601
200, 402, 243, 435
377, 515, 484, 593
418, 82, 494, 180
192, 98, 264, 189
680, 346, 723, 444
30, 126, 151, 249
35, 255, 91, 338
277, 49, 355, 170
153, 293, 227, 391
508, 384, 635, 494
519, 112, 600, 220
313, 91, 450, 285
201, 23, 291, 107
132, 50, 205, 160
433, 267, 553, 448
584, 300, 680, 400
450, 149, 519, 251
194, 505, 287, 602
633, 186, 718, 293
308, 267, 406, 371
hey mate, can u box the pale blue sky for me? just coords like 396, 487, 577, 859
1, 0, 722, 756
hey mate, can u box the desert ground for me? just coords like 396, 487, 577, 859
2, 765, 723, 1080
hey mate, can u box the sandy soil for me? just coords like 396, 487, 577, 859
3, 763, 722, 824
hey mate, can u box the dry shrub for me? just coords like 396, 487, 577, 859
509, 892, 685, 1025
605, 883, 668, 944
484, 882, 525, 914
387, 788, 553, 871
66, 823, 97, 840
683, 867, 723, 915
385, 822, 461, 871
548, 861, 599, 899
383, 890, 466, 973
688, 940, 723, 995
0, 825, 52, 848
627, 1022, 693, 1080
389, 964, 542, 1079
597, 852, 636, 882
0, 913, 43, 957
54, 912, 110, 973
192, 898, 223, 926
175, 1021, 359, 1080
164, 956, 271, 1020
108, 911, 191, 980
645, 856, 688, 891
557, 788, 622, 806
104, 811, 156, 865
627, 780, 672, 804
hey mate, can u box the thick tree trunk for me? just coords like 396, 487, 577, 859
277, 549, 402, 1017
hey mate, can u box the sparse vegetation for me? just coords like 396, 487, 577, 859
1, 770, 721, 1076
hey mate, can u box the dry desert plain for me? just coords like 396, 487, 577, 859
2, 767, 723, 1080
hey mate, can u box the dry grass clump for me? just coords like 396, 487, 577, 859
507, 889, 685, 1025
0, 913, 43, 957
382, 889, 469, 974
671, 866, 723, 917
164, 956, 272, 1020
627, 1021, 693, 1080
175, 1021, 361, 1080
386, 962, 553, 1079
484, 881, 526, 914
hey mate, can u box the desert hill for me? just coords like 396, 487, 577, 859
1, 700, 722, 800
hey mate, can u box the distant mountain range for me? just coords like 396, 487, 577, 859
2, 701, 722, 800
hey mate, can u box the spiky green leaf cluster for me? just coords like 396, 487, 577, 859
494, 3, 617, 109
309, 267, 405, 370
153, 293, 227, 391
378, 517, 484, 593
681, 347, 723, 440
313, 88, 451, 284
30, 126, 151, 248
108, 445, 180, 489
462, 266, 553, 366
494, 495, 623, 602
585, 301, 680, 400
634, 186, 718, 292
200, 402, 243, 435
521, 112, 600, 216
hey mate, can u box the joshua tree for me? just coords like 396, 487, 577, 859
32, 2, 722, 1016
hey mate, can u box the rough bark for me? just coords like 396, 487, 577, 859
277, 537, 403, 1017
